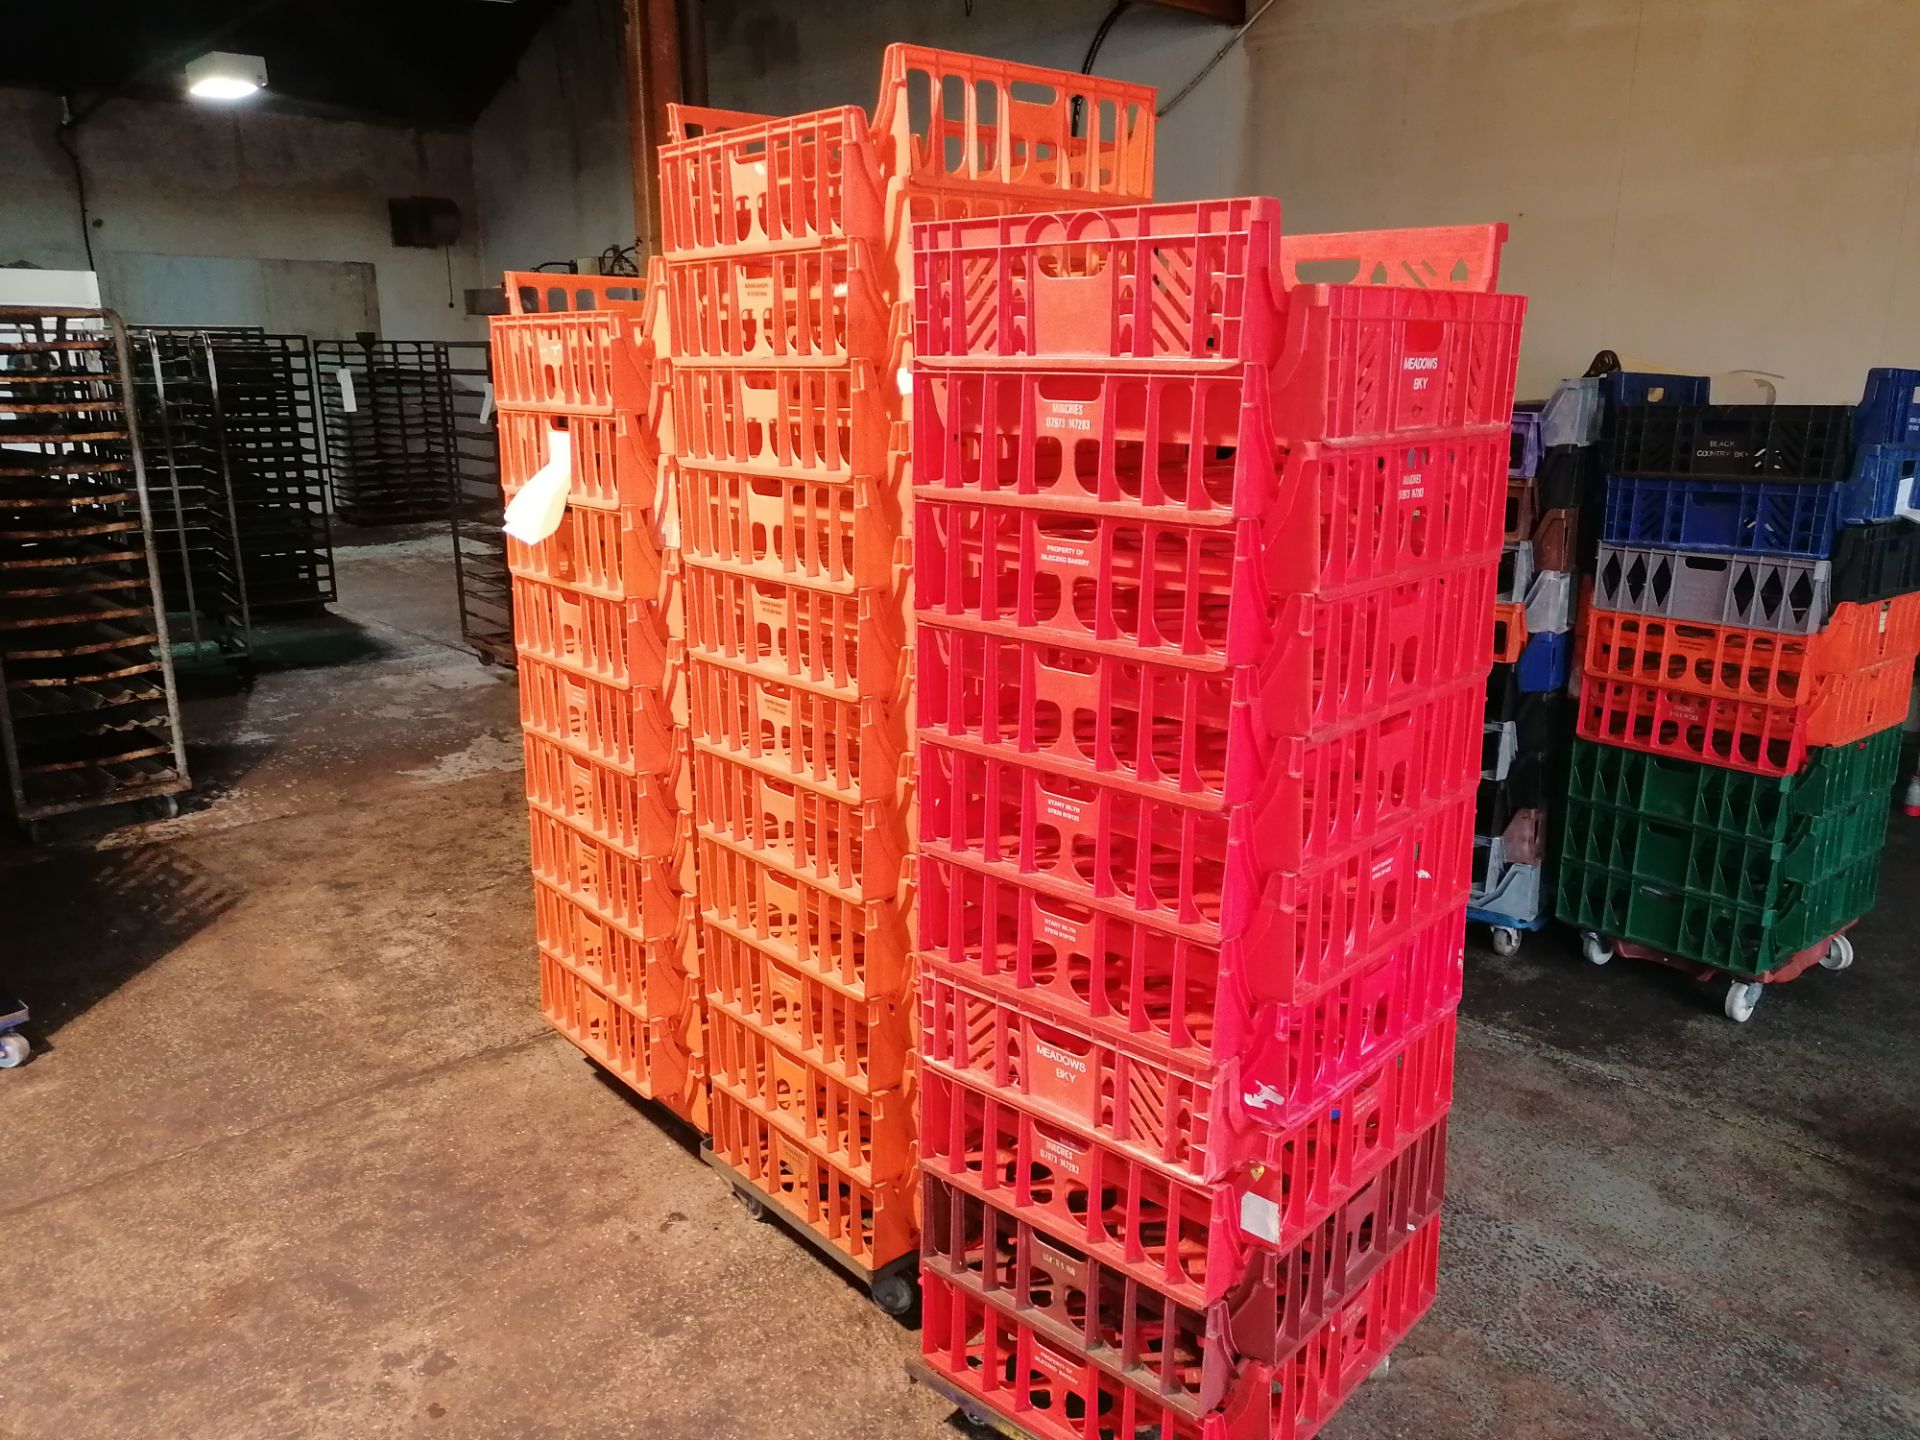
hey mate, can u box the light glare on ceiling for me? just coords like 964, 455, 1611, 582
185, 51, 268, 103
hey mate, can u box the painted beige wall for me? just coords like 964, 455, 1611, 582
1244, 0, 1920, 401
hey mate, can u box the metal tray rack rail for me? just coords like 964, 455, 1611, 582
443, 340, 511, 666
316, 339, 459, 526
129, 330, 252, 671
0, 305, 190, 830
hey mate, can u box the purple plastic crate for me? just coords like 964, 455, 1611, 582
1511, 409, 1544, 478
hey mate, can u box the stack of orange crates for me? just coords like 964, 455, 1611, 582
491, 271, 707, 1127
652, 46, 1158, 1310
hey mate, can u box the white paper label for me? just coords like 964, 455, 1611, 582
336, 368, 358, 413
478, 380, 494, 426
502, 427, 573, 544
1238, 1191, 1281, 1243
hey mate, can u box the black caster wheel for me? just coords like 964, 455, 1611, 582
870, 1272, 918, 1318
731, 1186, 768, 1223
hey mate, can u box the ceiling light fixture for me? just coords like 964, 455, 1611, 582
185, 51, 268, 102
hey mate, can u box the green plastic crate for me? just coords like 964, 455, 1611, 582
1551, 829, 1881, 975
1563, 728, 1903, 847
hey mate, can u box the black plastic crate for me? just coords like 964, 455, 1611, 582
1831, 518, 1920, 603
1604, 404, 1854, 482
1536, 444, 1592, 510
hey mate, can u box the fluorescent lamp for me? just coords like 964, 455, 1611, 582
186, 52, 268, 102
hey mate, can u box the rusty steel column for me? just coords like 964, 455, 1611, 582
623, 0, 683, 260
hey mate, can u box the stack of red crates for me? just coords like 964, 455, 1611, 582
653, 46, 1158, 1306
909, 206, 1526, 1433
491, 271, 707, 1127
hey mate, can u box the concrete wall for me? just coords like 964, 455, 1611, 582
699, 0, 1920, 402
0, 88, 483, 340
470, 0, 639, 284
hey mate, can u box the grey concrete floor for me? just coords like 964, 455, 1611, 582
1, 530, 1916, 1440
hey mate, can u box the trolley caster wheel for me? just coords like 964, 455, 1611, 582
731, 1186, 768, 1224
0, 1033, 29, 1068
958, 1404, 997, 1434
158, 796, 180, 821
1819, 934, 1855, 971
1489, 926, 1522, 957
1581, 932, 1613, 967
870, 1272, 918, 1318
1724, 980, 1765, 1024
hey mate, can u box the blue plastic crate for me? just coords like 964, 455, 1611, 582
1600, 473, 1839, 559
1516, 629, 1571, 693
1842, 444, 1920, 523
1600, 371, 1710, 408
1855, 368, 1920, 448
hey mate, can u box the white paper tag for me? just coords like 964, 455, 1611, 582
896, 367, 913, 396
336, 368, 358, 413
478, 380, 494, 426
503, 427, 573, 543
1238, 1191, 1281, 1243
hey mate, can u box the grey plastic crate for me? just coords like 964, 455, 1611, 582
1522, 569, 1574, 634
1540, 377, 1603, 448
1482, 721, 1518, 781
1497, 541, 1535, 605
1470, 836, 1546, 924
1592, 544, 1833, 634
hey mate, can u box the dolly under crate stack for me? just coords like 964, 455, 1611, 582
489, 271, 707, 1123
909, 204, 1524, 1435
653, 46, 1156, 1313
1560, 367, 1920, 1022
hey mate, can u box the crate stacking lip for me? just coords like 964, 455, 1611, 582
918, 853, 1462, 1092
1574, 665, 1911, 778
918, 1215, 1440, 1440
708, 1085, 916, 1272
920, 1053, 1448, 1314
919, 955, 1457, 1188
911, 198, 1523, 443
913, 365, 1507, 572
1555, 806, 1885, 976
492, 271, 658, 417
1603, 404, 1855, 482
1583, 597, 1920, 710
919, 1129, 1445, 1418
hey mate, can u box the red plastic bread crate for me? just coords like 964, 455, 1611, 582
512, 574, 673, 687
705, 919, 907, 1090
1576, 669, 1911, 776
1583, 596, 1920, 708
706, 1005, 913, 1183
920, 1125, 1445, 1409
918, 855, 1462, 1081
683, 565, 906, 703
670, 361, 896, 488
662, 243, 890, 367
873, 44, 1156, 211
535, 875, 698, 1018
659, 104, 888, 258
492, 270, 657, 418
518, 653, 684, 778
539, 952, 707, 1126
914, 505, 1495, 734
916, 667, 1480, 871
910, 201, 1520, 437
708, 1086, 916, 1271
498, 409, 665, 515
918, 734, 1474, 948
917, 1217, 1440, 1440
529, 807, 692, 940
691, 744, 907, 902
687, 656, 906, 804
678, 463, 905, 590
524, 731, 687, 859
695, 831, 912, 1000
919, 959, 1456, 1185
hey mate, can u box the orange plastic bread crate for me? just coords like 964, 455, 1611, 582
493, 270, 659, 418
539, 953, 707, 1127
